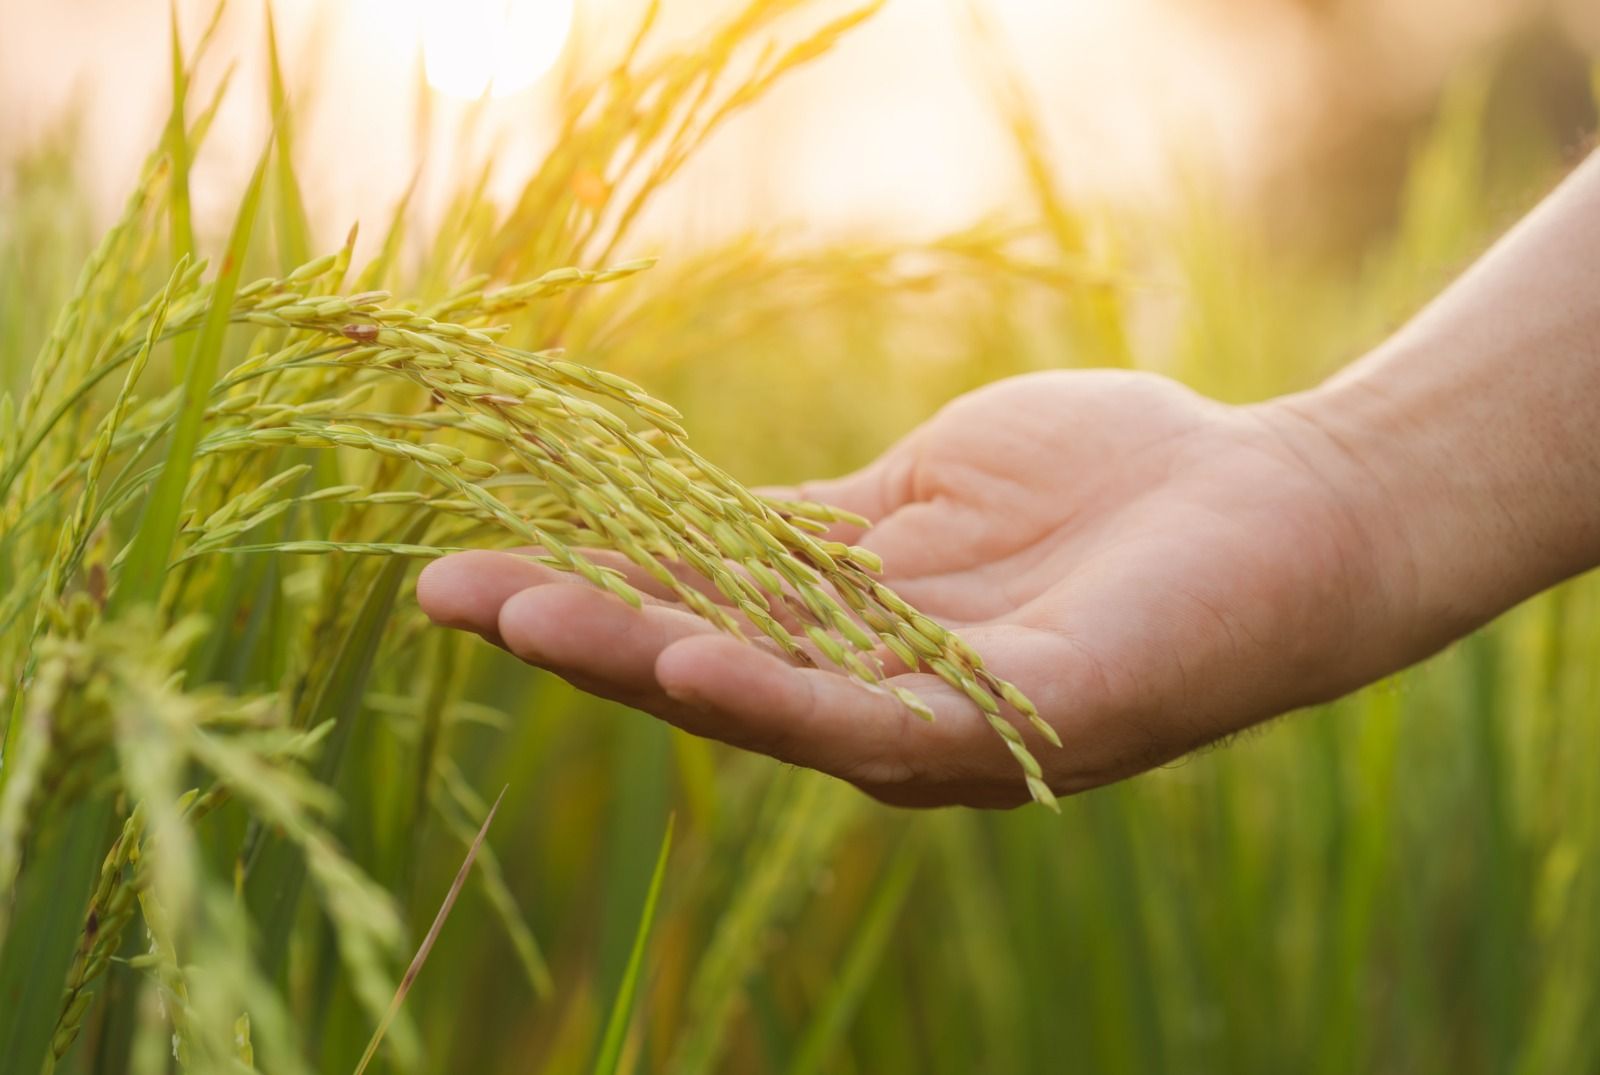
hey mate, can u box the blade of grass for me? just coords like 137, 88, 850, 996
111, 145, 268, 613
598, 718, 670, 1023
1463, 631, 1525, 1072
164, 0, 195, 261
960, 0, 1130, 367
265, 3, 312, 270
435, 757, 554, 999
352, 787, 508, 1075
245, 517, 429, 980
0, 141, 267, 1075
355, 168, 421, 291
592, 814, 675, 1075
784, 838, 919, 1075
0, 762, 119, 1072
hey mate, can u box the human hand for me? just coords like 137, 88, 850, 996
418, 369, 1427, 807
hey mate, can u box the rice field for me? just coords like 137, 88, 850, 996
3, 2, 1600, 1073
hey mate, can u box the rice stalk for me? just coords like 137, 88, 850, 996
9, 243, 1054, 798
0, 2, 1077, 1069
353, 787, 506, 1075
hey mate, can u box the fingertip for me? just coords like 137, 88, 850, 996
497, 582, 608, 664
415, 554, 462, 624
498, 582, 722, 699
417, 550, 549, 632
656, 633, 782, 707
655, 637, 921, 787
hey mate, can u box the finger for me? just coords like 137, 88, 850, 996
417, 550, 565, 646
497, 582, 720, 701
882, 668, 1052, 786
920, 621, 1150, 792
757, 448, 919, 543
654, 633, 1004, 791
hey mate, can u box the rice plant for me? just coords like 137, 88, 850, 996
4, 1, 1600, 1073
0, 2, 1067, 1070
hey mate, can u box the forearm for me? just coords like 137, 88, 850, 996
1274, 151, 1600, 643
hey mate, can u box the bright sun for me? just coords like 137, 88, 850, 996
420, 0, 575, 100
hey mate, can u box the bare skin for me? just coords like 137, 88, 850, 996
418, 152, 1600, 808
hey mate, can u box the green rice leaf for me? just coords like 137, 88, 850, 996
592, 814, 675, 1075
784, 840, 919, 1075
353, 787, 507, 1075
0, 748, 116, 1073
110, 144, 268, 614
265, 4, 312, 271
164, 0, 195, 261
245, 519, 425, 978
436, 758, 553, 999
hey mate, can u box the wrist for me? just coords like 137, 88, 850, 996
1249, 380, 1444, 670
1261, 339, 1600, 653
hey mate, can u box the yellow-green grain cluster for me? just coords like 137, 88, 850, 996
104, 246, 1059, 805
0, 1, 1098, 1070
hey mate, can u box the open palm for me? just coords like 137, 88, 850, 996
419, 370, 1413, 807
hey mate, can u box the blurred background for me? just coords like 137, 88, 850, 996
5, 1, 1600, 1072
5, 0, 1596, 251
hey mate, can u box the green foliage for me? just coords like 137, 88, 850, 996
1, 3, 1598, 1074
593, 815, 674, 1075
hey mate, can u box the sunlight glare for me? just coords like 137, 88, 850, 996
420, 0, 573, 100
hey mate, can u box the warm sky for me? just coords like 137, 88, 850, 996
0, 0, 1586, 252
